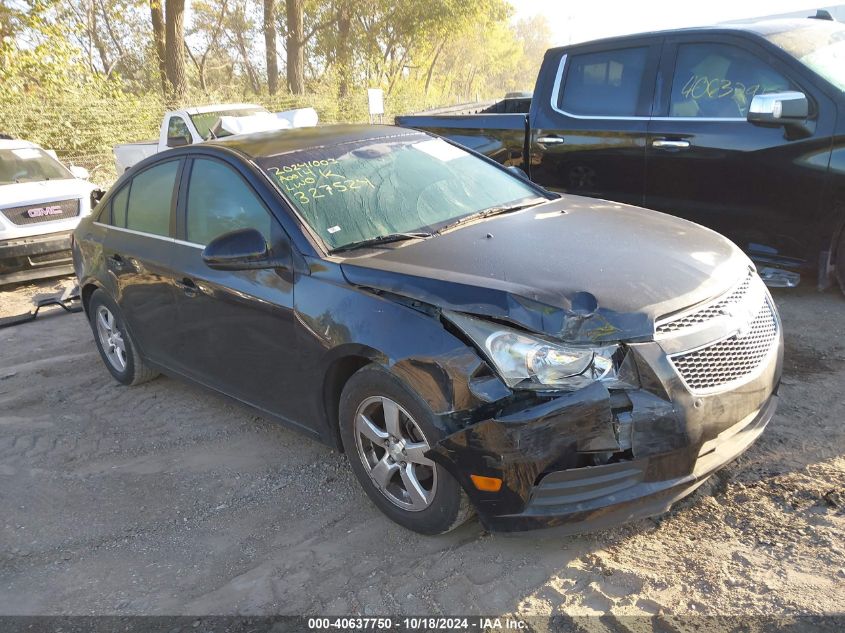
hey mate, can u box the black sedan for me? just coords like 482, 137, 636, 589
73, 125, 783, 534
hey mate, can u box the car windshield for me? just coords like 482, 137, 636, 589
256, 133, 543, 252
766, 22, 845, 92
0, 147, 72, 185
191, 107, 269, 140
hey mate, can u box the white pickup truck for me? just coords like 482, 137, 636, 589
113, 103, 318, 173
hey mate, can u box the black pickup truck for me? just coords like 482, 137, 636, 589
397, 18, 845, 293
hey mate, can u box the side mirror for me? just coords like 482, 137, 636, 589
202, 228, 280, 271
748, 91, 809, 126
90, 188, 106, 208
69, 165, 90, 180
167, 135, 191, 148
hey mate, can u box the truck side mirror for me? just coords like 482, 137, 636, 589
748, 91, 809, 126
167, 135, 191, 148
90, 189, 106, 208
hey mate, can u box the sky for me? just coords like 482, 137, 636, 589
508, 0, 838, 45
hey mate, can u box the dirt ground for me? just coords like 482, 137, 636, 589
0, 276, 843, 618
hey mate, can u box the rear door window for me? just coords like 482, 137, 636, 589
125, 160, 179, 237
669, 42, 794, 118
185, 158, 273, 245
110, 185, 129, 227
559, 47, 650, 116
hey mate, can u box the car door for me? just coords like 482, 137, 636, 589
168, 155, 305, 426
96, 159, 184, 367
529, 37, 662, 206
644, 35, 835, 267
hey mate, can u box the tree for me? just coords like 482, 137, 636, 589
164, 0, 187, 98
263, 0, 278, 94
150, 0, 168, 93
186, 0, 229, 92
227, 0, 261, 92
285, 0, 304, 94
335, 0, 352, 98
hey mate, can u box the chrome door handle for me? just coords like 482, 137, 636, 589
536, 135, 565, 145
652, 139, 690, 149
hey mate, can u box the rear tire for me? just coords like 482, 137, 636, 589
339, 365, 474, 535
88, 289, 159, 386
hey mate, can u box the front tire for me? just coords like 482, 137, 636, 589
339, 365, 473, 535
88, 289, 159, 386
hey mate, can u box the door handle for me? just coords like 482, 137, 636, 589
536, 135, 565, 145
652, 139, 691, 149
108, 253, 123, 263
175, 277, 198, 296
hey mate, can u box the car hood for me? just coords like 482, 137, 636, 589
0, 178, 95, 209
339, 196, 752, 343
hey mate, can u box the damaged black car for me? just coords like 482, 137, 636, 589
72, 125, 783, 534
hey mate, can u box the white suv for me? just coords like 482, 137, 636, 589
0, 139, 95, 285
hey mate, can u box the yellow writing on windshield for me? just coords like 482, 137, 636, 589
267, 159, 374, 205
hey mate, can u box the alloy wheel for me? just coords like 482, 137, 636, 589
95, 305, 127, 372
353, 395, 437, 511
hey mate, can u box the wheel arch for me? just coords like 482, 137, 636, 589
321, 351, 379, 451
80, 280, 102, 316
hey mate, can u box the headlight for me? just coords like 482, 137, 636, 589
446, 311, 618, 391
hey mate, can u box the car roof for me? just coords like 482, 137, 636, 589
548, 18, 829, 52
0, 139, 39, 151
204, 124, 426, 160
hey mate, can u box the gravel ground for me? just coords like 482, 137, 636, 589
0, 276, 843, 617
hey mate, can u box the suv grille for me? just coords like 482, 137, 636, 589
1, 199, 80, 226
656, 271, 753, 334
669, 298, 778, 392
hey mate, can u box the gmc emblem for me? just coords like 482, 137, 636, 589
27, 205, 63, 218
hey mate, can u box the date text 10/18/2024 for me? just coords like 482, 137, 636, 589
307, 617, 530, 631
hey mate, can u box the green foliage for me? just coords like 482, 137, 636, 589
0, 0, 552, 186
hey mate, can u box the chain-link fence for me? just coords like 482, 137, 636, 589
0, 90, 446, 188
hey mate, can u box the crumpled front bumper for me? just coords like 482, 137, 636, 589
427, 331, 783, 533
0, 230, 74, 285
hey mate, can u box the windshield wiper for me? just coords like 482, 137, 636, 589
434, 198, 547, 235
329, 232, 432, 254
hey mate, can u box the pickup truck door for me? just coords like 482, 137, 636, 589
644, 35, 835, 268
529, 38, 662, 206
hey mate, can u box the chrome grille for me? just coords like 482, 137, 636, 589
669, 298, 778, 392
656, 271, 753, 334
1, 199, 80, 226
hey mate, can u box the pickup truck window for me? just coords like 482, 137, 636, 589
670, 43, 793, 118
257, 134, 540, 251
167, 117, 192, 146
186, 158, 272, 245
125, 160, 179, 237
765, 21, 845, 92
559, 47, 648, 116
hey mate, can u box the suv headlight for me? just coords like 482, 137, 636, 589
446, 311, 618, 391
